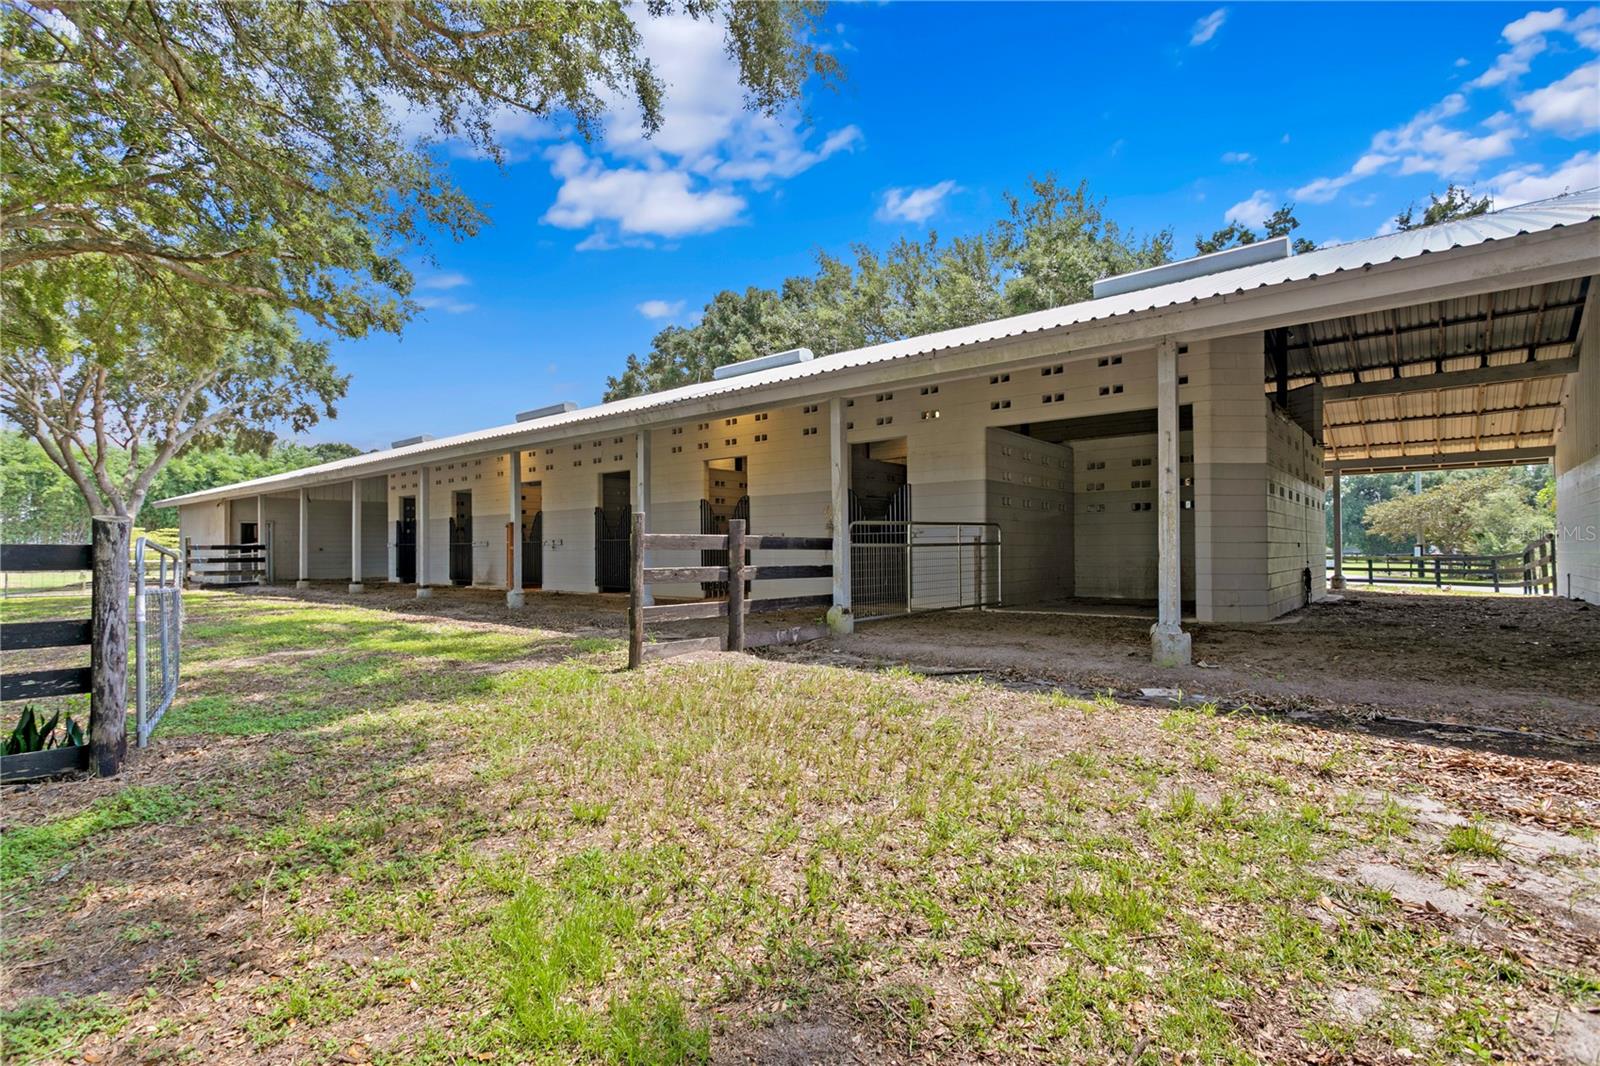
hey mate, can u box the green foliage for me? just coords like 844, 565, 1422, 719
604, 175, 1173, 399
1195, 202, 1318, 255
0, 785, 189, 887
1360, 468, 1554, 554
1331, 466, 1553, 556
0, 995, 126, 1065
1394, 185, 1493, 231
2, 0, 831, 520
3, 705, 86, 755
1444, 821, 1504, 859
0, 430, 360, 538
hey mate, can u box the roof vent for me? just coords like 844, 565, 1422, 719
712, 347, 814, 381
1092, 236, 1292, 300
391, 434, 435, 449
516, 401, 577, 423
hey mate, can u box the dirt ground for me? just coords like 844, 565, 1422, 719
265, 583, 1600, 754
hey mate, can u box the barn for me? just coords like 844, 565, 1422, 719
159, 190, 1600, 666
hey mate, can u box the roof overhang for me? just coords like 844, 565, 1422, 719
158, 197, 1600, 508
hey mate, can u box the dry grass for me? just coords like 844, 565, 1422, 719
2, 591, 1597, 1065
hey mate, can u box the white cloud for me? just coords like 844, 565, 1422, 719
542, 143, 746, 238
876, 180, 960, 223
1468, 7, 1600, 89
416, 295, 476, 315
1190, 8, 1227, 45
636, 299, 685, 320
1220, 150, 1255, 164
539, 13, 858, 246
1293, 92, 1521, 203
1486, 149, 1600, 203
1224, 189, 1275, 229
417, 271, 470, 291
1515, 60, 1600, 133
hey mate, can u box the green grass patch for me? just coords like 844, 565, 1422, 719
0, 995, 125, 1064
1, 786, 190, 888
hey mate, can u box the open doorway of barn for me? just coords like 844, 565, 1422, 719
849, 439, 909, 613
595, 470, 631, 592
700, 456, 748, 598
519, 480, 542, 589
991, 410, 1194, 615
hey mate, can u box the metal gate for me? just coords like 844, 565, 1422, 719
849, 521, 1002, 619
522, 511, 543, 588
595, 504, 632, 592
134, 536, 183, 747
699, 496, 750, 598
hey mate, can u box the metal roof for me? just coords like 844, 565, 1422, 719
158, 189, 1600, 507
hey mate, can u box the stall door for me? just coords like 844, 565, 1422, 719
594, 471, 631, 592
448, 490, 472, 586
395, 497, 417, 583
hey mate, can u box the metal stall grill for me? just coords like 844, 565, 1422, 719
522, 512, 543, 588
849, 521, 1002, 620
595, 505, 632, 592
134, 536, 183, 747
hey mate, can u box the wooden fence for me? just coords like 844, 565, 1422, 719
0, 517, 131, 777
183, 537, 268, 588
627, 513, 834, 668
1328, 533, 1556, 593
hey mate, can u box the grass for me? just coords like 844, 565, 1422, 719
1444, 820, 1506, 858
1, 590, 1593, 1065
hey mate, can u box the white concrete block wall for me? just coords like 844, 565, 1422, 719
1190, 335, 1272, 622
418, 454, 511, 587
985, 428, 1071, 604
384, 467, 423, 582
531, 434, 636, 593
1555, 289, 1599, 602
177, 501, 227, 551
1264, 409, 1326, 616
1071, 432, 1195, 602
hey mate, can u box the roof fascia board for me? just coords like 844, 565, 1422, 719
160, 223, 1599, 507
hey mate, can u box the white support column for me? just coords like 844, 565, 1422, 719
1329, 474, 1345, 590
296, 488, 310, 589
506, 451, 525, 607
827, 396, 854, 634
632, 431, 653, 606
416, 465, 432, 598
349, 480, 365, 593
257, 493, 272, 582
1151, 338, 1191, 666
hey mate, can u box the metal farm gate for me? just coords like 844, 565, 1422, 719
849, 520, 1002, 619
133, 536, 183, 747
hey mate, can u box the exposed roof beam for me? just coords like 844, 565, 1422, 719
1321, 356, 1577, 400
1326, 402, 1562, 429
1326, 446, 1555, 475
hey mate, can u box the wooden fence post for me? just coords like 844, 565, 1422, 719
727, 519, 746, 653
90, 516, 131, 777
628, 512, 645, 669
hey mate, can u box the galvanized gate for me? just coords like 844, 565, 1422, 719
849, 521, 1002, 619
134, 536, 183, 747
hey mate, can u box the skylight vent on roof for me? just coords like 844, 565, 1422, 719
712, 347, 814, 380
516, 401, 577, 423
391, 434, 436, 448
1092, 236, 1292, 300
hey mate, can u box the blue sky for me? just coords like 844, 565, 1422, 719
319, 2, 1600, 450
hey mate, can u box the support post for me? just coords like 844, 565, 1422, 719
628, 511, 645, 668
296, 488, 310, 588
1151, 338, 1191, 667
90, 515, 130, 777
727, 518, 746, 653
827, 397, 854, 634
349, 480, 365, 593
1329, 475, 1344, 590
182, 536, 192, 590
632, 431, 653, 607
507, 450, 525, 607
416, 465, 432, 598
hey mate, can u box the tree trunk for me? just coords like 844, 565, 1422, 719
90, 515, 131, 776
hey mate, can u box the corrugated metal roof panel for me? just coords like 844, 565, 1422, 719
159, 189, 1600, 506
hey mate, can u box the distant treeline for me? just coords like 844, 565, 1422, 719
1, 433, 360, 544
